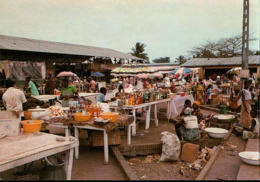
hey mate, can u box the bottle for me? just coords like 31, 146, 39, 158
82, 104, 86, 115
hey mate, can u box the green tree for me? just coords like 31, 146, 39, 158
130, 42, 149, 63
175, 55, 187, 65
152, 57, 171, 63
255, 50, 260, 55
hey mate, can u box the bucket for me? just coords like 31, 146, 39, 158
219, 105, 227, 114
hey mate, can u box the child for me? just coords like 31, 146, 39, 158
204, 85, 212, 104
180, 99, 192, 117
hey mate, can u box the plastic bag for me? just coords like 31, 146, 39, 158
159, 131, 181, 162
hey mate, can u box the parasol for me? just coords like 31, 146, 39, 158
91, 72, 105, 77
170, 67, 193, 74
226, 67, 242, 74
57, 71, 76, 77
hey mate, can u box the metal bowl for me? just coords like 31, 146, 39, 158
239, 151, 260, 165
205, 127, 229, 138
213, 114, 235, 123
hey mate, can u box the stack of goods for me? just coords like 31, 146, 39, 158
47, 105, 67, 118
23, 97, 50, 110
116, 88, 171, 106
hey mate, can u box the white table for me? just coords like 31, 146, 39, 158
73, 115, 134, 164
169, 95, 194, 118
31, 95, 59, 102
109, 98, 172, 135
0, 132, 79, 180
78, 93, 99, 103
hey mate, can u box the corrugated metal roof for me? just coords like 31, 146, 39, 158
0, 34, 144, 60
181, 56, 260, 67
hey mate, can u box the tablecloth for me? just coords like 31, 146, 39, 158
170, 95, 194, 118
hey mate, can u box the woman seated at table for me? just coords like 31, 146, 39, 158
175, 107, 201, 142
95, 87, 108, 104
191, 101, 206, 130
60, 78, 79, 107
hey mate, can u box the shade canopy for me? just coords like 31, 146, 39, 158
91, 72, 105, 77
57, 71, 76, 77
170, 67, 193, 74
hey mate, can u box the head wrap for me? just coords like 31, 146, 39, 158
193, 101, 201, 107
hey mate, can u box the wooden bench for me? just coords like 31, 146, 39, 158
237, 139, 260, 180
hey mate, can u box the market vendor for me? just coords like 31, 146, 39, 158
175, 107, 201, 142
24, 76, 39, 96
237, 80, 252, 129
229, 86, 241, 112
2, 79, 27, 118
191, 101, 205, 130
196, 79, 205, 104
23, 93, 50, 110
45, 76, 55, 95
95, 87, 108, 104
233, 110, 259, 139
60, 78, 79, 107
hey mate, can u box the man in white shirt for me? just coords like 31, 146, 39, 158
2, 79, 27, 118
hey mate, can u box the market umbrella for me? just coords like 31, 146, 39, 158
227, 67, 242, 74
57, 71, 76, 77
91, 72, 105, 77
170, 67, 193, 74
137, 73, 149, 79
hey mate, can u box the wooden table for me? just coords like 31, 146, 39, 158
73, 115, 134, 164
0, 132, 79, 180
109, 98, 172, 136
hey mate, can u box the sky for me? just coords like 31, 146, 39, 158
0, 0, 259, 62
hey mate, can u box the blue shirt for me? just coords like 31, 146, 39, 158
95, 93, 105, 104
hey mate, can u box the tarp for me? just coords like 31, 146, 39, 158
0, 60, 46, 80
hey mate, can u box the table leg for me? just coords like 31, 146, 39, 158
103, 130, 109, 164
127, 124, 132, 145
65, 148, 74, 180
154, 104, 158, 127
145, 105, 151, 130
65, 128, 70, 137
167, 101, 171, 121
74, 127, 79, 159
132, 109, 136, 136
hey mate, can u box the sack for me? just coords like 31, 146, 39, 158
159, 131, 181, 162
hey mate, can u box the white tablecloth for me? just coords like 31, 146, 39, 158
170, 95, 194, 118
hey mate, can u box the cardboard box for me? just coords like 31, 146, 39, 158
90, 130, 121, 147
0, 111, 21, 136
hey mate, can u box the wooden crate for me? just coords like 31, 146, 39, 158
90, 130, 121, 147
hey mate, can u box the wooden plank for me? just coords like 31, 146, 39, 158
237, 139, 260, 180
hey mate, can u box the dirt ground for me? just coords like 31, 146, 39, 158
125, 154, 207, 180
121, 108, 221, 180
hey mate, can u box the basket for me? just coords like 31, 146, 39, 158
73, 112, 91, 122
21, 120, 43, 132
100, 112, 119, 122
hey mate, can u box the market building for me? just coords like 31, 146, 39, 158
181, 56, 260, 79
0, 34, 145, 84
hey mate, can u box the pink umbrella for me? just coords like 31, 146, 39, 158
137, 73, 149, 79
153, 73, 163, 78
56, 71, 76, 77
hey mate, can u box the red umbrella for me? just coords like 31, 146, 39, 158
56, 71, 76, 77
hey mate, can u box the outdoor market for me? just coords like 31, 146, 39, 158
0, 0, 259, 181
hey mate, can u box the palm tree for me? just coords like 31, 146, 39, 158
130, 42, 149, 63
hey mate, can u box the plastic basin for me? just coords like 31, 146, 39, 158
204, 127, 228, 139
239, 151, 260, 165
21, 120, 43, 132
73, 112, 91, 121
100, 112, 119, 122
